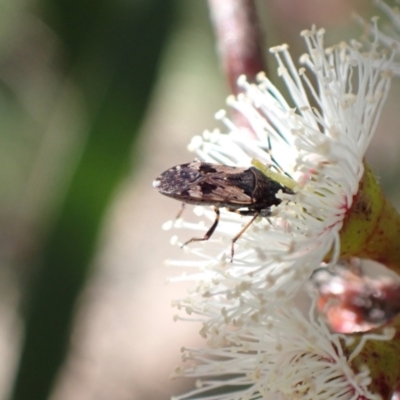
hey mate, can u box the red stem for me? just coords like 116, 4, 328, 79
207, 0, 266, 95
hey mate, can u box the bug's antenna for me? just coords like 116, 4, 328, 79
264, 133, 293, 179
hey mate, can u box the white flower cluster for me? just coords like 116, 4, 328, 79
166, 26, 394, 400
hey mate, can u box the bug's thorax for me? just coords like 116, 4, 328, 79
249, 167, 291, 209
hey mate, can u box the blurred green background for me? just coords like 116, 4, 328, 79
0, 1, 399, 399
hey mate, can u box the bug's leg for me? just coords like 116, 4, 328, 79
229, 211, 259, 262
182, 206, 220, 248
175, 202, 186, 221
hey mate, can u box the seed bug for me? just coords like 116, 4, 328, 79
153, 162, 293, 260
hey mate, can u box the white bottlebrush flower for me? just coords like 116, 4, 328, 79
166, 26, 393, 303
162, 27, 394, 400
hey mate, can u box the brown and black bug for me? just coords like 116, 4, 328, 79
153, 162, 293, 260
